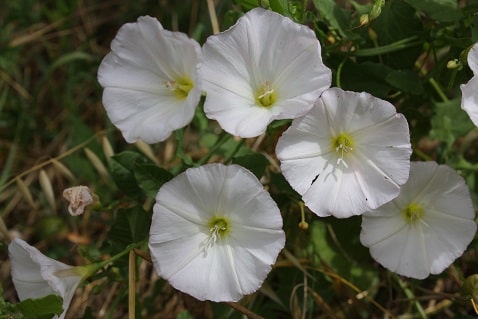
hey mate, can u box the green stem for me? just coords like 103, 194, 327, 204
446, 68, 458, 91
394, 274, 427, 319
335, 58, 347, 88
196, 131, 231, 166
174, 129, 194, 166
351, 36, 421, 57
97, 241, 146, 270
412, 146, 432, 161
223, 138, 245, 163
429, 77, 449, 102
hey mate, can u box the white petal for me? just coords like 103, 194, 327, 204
202, 8, 331, 137
461, 76, 478, 126
361, 161, 477, 279
303, 164, 371, 218
98, 16, 202, 143
422, 210, 477, 274
468, 43, 478, 73
9, 238, 83, 319
276, 104, 334, 195
149, 164, 285, 301
461, 43, 478, 126
277, 87, 411, 218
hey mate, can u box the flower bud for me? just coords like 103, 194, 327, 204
63, 186, 99, 216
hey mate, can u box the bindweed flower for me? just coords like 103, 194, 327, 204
276, 87, 411, 218
98, 16, 202, 144
360, 161, 477, 279
461, 43, 478, 126
149, 163, 285, 302
63, 185, 99, 216
9, 238, 94, 319
201, 7, 331, 138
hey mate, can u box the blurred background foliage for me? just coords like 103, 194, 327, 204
1, 0, 478, 318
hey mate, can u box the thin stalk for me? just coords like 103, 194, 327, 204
335, 57, 347, 88
225, 302, 265, 319
394, 274, 427, 319
197, 131, 231, 165
97, 240, 146, 270
352, 36, 421, 57
207, 0, 220, 34
129, 250, 136, 319
223, 138, 245, 163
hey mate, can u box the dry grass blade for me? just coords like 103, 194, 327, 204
39, 169, 56, 211
84, 147, 109, 180
15, 177, 36, 209
102, 136, 115, 159
135, 140, 160, 165
51, 159, 75, 181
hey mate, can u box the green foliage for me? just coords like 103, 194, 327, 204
0, 290, 64, 319
15, 295, 64, 319
108, 206, 151, 254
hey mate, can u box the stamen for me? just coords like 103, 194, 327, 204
403, 203, 424, 224
201, 217, 229, 252
164, 77, 194, 99
256, 81, 276, 107
333, 134, 354, 168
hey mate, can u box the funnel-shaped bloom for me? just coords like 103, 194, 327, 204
149, 163, 285, 301
98, 16, 202, 143
201, 7, 331, 138
360, 161, 477, 279
461, 43, 478, 126
9, 238, 91, 319
276, 87, 411, 218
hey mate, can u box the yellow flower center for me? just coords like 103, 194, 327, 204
332, 133, 354, 167
255, 81, 277, 107
403, 203, 424, 224
164, 77, 194, 99
207, 217, 230, 244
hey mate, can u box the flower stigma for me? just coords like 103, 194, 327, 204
164, 77, 194, 99
403, 203, 424, 224
255, 81, 277, 107
205, 216, 230, 248
332, 133, 354, 167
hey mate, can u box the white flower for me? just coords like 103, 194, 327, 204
149, 163, 285, 302
360, 161, 477, 279
461, 43, 478, 126
9, 238, 91, 319
201, 7, 331, 138
276, 87, 412, 218
98, 16, 202, 144
63, 186, 98, 216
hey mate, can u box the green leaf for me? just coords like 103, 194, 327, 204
340, 61, 392, 98
312, 0, 358, 40
403, 0, 461, 22
232, 152, 270, 179
371, 1, 423, 68
386, 69, 424, 95
109, 151, 149, 198
430, 98, 475, 146
108, 206, 151, 254
15, 294, 63, 319
134, 162, 174, 198
233, 0, 258, 10
177, 310, 194, 319
307, 218, 378, 292
270, 0, 288, 15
